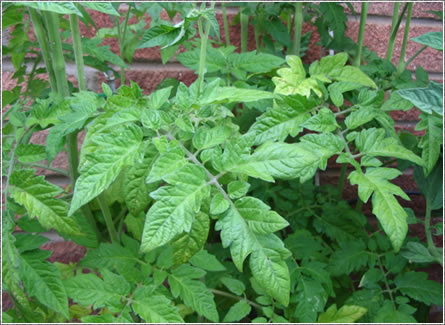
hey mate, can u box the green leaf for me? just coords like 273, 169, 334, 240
394, 271, 443, 305
80, 314, 115, 323
83, 38, 128, 68
229, 51, 285, 73
137, 24, 180, 49
381, 92, 413, 111
201, 87, 275, 105
22, 1, 82, 15
16, 144, 47, 163
123, 144, 159, 215
172, 212, 210, 265
373, 301, 417, 323
328, 240, 369, 276
223, 300, 251, 322
146, 141, 186, 183
81, 2, 119, 16
400, 242, 436, 263
295, 276, 328, 322
331, 66, 377, 89
411, 31, 443, 51
414, 162, 443, 210
416, 113, 443, 175
148, 86, 173, 110
228, 180, 250, 199
168, 270, 219, 322
302, 107, 339, 132
220, 277, 246, 296
318, 304, 367, 323
397, 82, 443, 116
132, 295, 184, 323
69, 124, 143, 215
19, 251, 69, 319
193, 125, 232, 150
141, 164, 210, 252
189, 249, 226, 272
14, 233, 49, 253
344, 107, 383, 130
328, 81, 363, 107
309, 53, 348, 76
249, 94, 316, 145
349, 168, 409, 251
210, 193, 230, 215
9, 170, 84, 237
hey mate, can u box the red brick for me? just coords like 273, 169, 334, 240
41, 240, 86, 264
346, 2, 443, 20
390, 108, 422, 121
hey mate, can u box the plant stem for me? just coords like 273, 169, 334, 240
69, 14, 86, 91
222, 3, 231, 46
353, 3, 369, 67
377, 255, 396, 309
425, 200, 443, 265
292, 2, 303, 56
405, 45, 427, 68
397, 2, 413, 75
28, 8, 57, 92
386, 2, 401, 61
197, 14, 211, 95
240, 11, 248, 52
210, 289, 262, 310
118, 8, 131, 85
337, 164, 347, 199
27, 164, 69, 176
97, 194, 119, 243
355, 198, 363, 212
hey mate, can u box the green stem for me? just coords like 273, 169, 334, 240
222, 4, 231, 46
118, 9, 131, 85
292, 2, 303, 56
69, 14, 86, 91
397, 3, 413, 75
386, 2, 401, 61
254, 24, 260, 51
377, 255, 396, 309
405, 45, 427, 68
97, 194, 119, 243
353, 3, 369, 67
28, 8, 57, 92
210, 289, 262, 310
27, 164, 69, 176
197, 14, 211, 95
240, 12, 248, 52
425, 200, 443, 265
355, 198, 363, 212
337, 164, 347, 199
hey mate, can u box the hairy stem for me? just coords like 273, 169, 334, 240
397, 3, 413, 75
28, 8, 57, 92
222, 4, 231, 46
210, 289, 262, 310
69, 14, 86, 91
97, 194, 119, 243
353, 3, 369, 67
292, 2, 303, 56
386, 2, 401, 61
240, 12, 248, 52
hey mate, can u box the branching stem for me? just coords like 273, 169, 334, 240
210, 289, 262, 310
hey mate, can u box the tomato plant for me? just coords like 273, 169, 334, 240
2, 2, 443, 323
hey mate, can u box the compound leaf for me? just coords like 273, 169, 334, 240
394, 271, 443, 305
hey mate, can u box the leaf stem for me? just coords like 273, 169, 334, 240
222, 3, 231, 46
26, 164, 69, 177
69, 14, 86, 91
353, 3, 369, 67
292, 2, 303, 56
397, 2, 414, 75
210, 289, 262, 310
405, 45, 427, 68
97, 193, 119, 243
377, 255, 396, 309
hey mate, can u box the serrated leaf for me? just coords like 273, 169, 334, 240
416, 113, 443, 175
302, 107, 339, 132
132, 295, 184, 323
229, 51, 285, 73
331, 66, 377, 89
146, 141, 186, 183
309, 52, 348, 76
295, 276, 328, 322
80, 314, 115, 323
172, 212, 210, 265
328, 240, 369, 276
137, 24, 180, 49
397, 82, 443, 116
168, 273, 219, 322
373, 301, 417, 323
81, 2, 119, 16
349, 168, 409, 251
411, 31, 443, 51
400, 242, 436, 263
394, 271, 443, 305
381, 92, 413, 111
193, 125, 232, 150
223, 300, 251, 322
14, 233, 49, 253
189, 249, 226, 272
123, 144, 159, 215
22, 1, 82, 15
318, 304, 367, 323
148, 86, 172, 110
328, 81, 362, 107
20, 251, 69, 319
141, 164, 210, 252
249, 94, 316, 145
344, 107, 383, 130
228, 180, 250, 199
69, 124, 143, 215
9, 170, 84, 237
16, 144, 47, 163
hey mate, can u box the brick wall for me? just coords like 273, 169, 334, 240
1, 2, 443, 263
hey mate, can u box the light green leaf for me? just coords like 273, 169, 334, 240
394, 271, 443, 305
69, 124, 143, 215
229, 51, 285, 73
80, 242, 139, 271
309, 52, 348, 76
416, 113, 443, 175
189, 249, 226, 272
332, 66, 377, 89
318, 304, 367, 323
401, 242, 436, 263
302, 107, 339, 132
223, 300, 251, 322
210, 193, 230, 215
19, 251, 69, 319
16, 144, 47, 163
148, 86, 172, 110
141, 164, 210, 252
132, 295, 184, 323
9, 170, 84, 237
22, 1, 82, 15
228, 180, 250, 199
123, 144, 159, 215
397, 82, 443, 116
344, 106, 383, 129
81, 2, 119, 16
328, 81, 363, 107
381, 92, 413, 111
80, 314, 116, 323
193, 125, 232, 150
168, 272, 219, 322
137, 24, 180, 49
14, 233, 49, 253
201, 87, 275, 105
220, 277, 246, 296
411, 31, 443, 51
349, 168, 409, 251
146, 141, 186, 183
